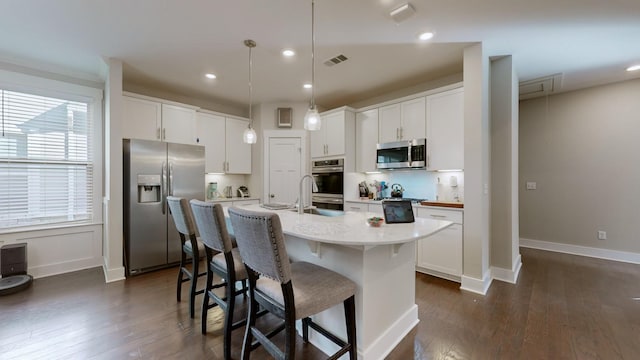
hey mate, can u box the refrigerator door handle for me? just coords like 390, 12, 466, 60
162, 161, 167, 215
169, 162, 174, 196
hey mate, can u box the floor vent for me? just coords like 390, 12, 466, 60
519, 73, 563, 100
324, 54, 348, 67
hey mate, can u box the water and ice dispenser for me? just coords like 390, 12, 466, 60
137, 175, 161, 203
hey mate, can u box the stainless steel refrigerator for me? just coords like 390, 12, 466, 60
123, 139, 205, 276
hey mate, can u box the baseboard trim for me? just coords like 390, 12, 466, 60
460, 269, 492, 295
102, 258, 125, 283
491, 254, 522, 284
520, 238, 640, 265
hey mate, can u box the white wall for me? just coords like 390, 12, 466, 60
519, 78, 640, 255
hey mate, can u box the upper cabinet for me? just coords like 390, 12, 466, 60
426, 88, 464, 170
378, 97, 426, 143
355, 109, 379, 173
311, 107, 355, 159
196, 112, 251, 174
122, 96, 161, 141
122, 94, 197, 145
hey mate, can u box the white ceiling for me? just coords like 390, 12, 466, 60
1, 0, 639, 110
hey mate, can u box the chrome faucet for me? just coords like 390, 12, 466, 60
298, 174, 319, 214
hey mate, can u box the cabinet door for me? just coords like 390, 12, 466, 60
324, 112, 346, 157
416, 223, 462, 276
225, 118, 252, 174
427, 88, 464, 170
196, 112, 226, 173
378, 104, 401, 143
356, 109, 379, 172
161, 104, 197, 144
122, 96, 161, 141
310, 125, 326, 158
345, 202, 367, 212
400, 97, 426, 140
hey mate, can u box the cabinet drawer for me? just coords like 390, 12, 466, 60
368, 204, 383, 215
345, 202, 367, 212
416, 207, 463, 224
232, 199, 260, 206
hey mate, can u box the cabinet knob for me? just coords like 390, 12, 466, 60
270, 194, 275, 198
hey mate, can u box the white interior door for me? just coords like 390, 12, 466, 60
268, 137, 301, 204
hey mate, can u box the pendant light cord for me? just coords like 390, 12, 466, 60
310, 0, 316, 109
249, 44, 253, 127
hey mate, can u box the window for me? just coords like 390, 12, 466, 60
0, 85, 97, 229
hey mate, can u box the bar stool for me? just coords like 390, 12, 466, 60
190, 200, 248, 360
166, 196, 206, 319
228, 207, 357, 360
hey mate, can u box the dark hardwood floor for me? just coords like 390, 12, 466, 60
1, 248, 639, 359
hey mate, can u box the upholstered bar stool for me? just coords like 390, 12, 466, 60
166, 196, 206, 319
190, 200, 249, 360
228, 207, 357, 360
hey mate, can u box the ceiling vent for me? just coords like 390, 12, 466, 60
324, 54, 348, 67
390, 3, 416, 23
519, 73, 563, 100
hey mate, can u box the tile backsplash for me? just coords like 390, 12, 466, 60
347, 170, 464, 202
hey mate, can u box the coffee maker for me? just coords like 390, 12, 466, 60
237, 186, 250, 198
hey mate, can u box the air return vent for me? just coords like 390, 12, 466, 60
519, 73, 563, 100
324, 54, 348, 67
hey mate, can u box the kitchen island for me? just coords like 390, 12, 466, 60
225, 204, 452, 360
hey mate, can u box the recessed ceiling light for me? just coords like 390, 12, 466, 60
303, 83, 312, 89
282, 49, 295, 57
626, 64, 640, 72
418, 32, 434, 41
205, 73, 217, 79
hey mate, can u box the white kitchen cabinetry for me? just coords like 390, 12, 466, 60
196, 112, 251, 174
122, 96, 161, 141
355, 109, 379, 172
378, 97, 426, 143
368, 204, 383, 215
415, 207, 463, 281
122, 94, 197, 145
345, 201, 368, 212
161, 104, 197, 144
311, 107, 355, 159
426, 88, 464, 170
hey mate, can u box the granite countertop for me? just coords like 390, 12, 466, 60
223, 204, 452, 247
345, 198, 464, 210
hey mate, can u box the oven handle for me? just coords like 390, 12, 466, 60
312, 167, 344, 174
312, 197, 344, 204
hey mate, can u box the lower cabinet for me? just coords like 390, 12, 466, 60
415, 207, 463, 282
345, 201, 367, 212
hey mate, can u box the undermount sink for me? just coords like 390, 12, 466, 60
289, 208, 345, 217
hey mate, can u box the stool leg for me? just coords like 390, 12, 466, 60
177, 249, 186, 302
242, 276, 258, 360
189, 254, 199, 319
223, 273, 235, 360
201, 265, 213, 334
344, 296, 357, 360
302, 317, 310, 342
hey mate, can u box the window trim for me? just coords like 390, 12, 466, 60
0, 68, 103, 233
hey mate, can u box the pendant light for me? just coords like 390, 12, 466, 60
243, 39, 257, 144
304, 0, 321, 131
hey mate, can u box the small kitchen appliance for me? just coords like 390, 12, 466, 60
237, 186, 250, 198
223, 185, 233, 198
390, 183, 404, 198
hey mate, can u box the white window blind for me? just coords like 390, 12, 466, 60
0, 89, 93, 229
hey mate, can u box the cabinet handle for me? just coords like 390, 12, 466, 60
162, 128, 166, 140
156, 127, 161, 140
430, 214, 447, 218
270, 194, 275, 198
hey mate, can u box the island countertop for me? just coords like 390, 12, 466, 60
225, 204, 452, 247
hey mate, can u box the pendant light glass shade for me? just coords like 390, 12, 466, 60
243, 39, 257, 144
304, 0, 321, 131
243, 125, 257, 144
304, 106, 321, 130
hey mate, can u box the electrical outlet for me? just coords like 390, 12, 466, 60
526, 182, 537, 190
598, 231, 607, 240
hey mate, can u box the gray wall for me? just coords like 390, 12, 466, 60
519, 78, 640, 254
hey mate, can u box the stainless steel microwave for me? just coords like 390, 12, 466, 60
376, 138, 426, 170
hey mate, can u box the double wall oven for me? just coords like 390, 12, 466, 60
311, 159, 344, 210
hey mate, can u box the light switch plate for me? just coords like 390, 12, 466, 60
526, 182, 537, 190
